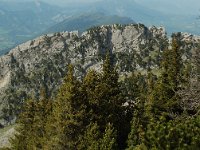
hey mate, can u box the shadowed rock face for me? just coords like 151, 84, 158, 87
0, 23, 199, 124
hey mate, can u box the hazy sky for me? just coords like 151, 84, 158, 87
135, 0, 200, 14
42, 0, 200, 14
1, 0, 200, 15
50, 0, 99, 2
0, 0, 200, 34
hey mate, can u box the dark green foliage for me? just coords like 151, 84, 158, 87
144, 116, 200, 150
148, 38, 184, 119
45, 64, 87, 149
127, 38, 200, 150
82, 53, 128, 149
101, 54, 128, 149
10, 89, 52, 149
100, 124, 117, 150
126, 72, 154, 149
161, 38, 182, 90
78, 123, 101, 150
10, 99, 38, 149
8, 44, 200, 150
127, 100, 146, 149
78, 123, 117, 150
122, 72, 148, 103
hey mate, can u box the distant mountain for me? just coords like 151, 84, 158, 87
0, 1, 135, 55
0, 1, 64, 55
45, 0, 200, 36
1, 0, 200, 55
45, 13, 134, 33
89, 0, 200, 35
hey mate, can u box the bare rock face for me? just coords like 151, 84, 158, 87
0, 125, 16, 148
0, 23, 199, 124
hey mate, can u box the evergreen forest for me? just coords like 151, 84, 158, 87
2, 36, 200, 150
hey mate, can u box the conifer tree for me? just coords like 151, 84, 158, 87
97, 53, 128, 148
10, 89, 52, 149
46, 64, 87, 149
33, 88, 52, 149
149, 37, 183, 119
122, 73, 141, 103
127, 38, 184, 149
82, 52, 127, 148
78, 123, 101, 150
164, 37, 182, 90
10, 99, 38, 149
144, 115, 200, 149
127, 70, 159, 149
100, 123, 117, 150
100, 52, 125, 127
82, 69, 101, 124
78, 123, 117, 150
127, 100, 146, 149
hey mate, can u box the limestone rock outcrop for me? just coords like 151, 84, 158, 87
0, 24, 199, 124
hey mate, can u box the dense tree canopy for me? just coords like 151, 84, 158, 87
6, 44, 200, 150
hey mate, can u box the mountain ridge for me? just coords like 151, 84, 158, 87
0, 23, 200, 125
0, 23, 167, 124
44, 13, 134, 34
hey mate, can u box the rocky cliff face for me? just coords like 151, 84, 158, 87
0, 24, 199, 124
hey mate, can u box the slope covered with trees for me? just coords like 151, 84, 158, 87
5, 35, 200, 149
0, 24, 168, 125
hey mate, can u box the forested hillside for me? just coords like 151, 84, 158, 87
6, 39, 200, 149
0, 24, 199, 149
0, 24, 167, 125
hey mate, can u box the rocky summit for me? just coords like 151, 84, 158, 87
0, 24, 199, 124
